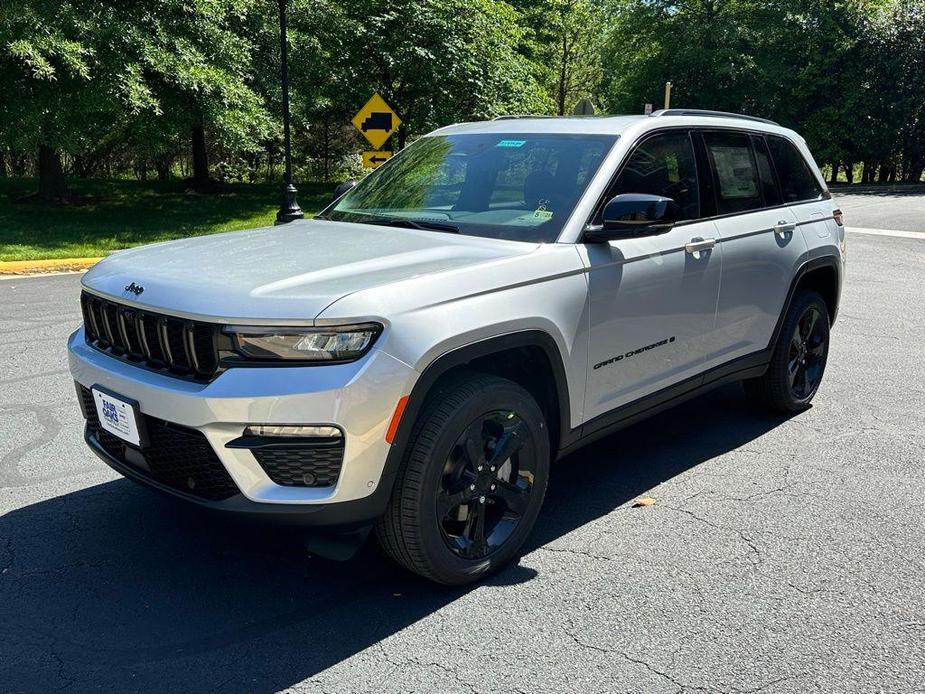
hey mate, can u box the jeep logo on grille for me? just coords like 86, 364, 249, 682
124, 282, 144, 296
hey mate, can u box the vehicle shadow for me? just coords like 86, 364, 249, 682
0, 384, 793, 692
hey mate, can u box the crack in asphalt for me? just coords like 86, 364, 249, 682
661, 505, 763, 568
0, 404, 66, 487
375, 641, 479, 694
1, 535, 14, 575
48, 642, 75, 691
562, 621, 809, 694
0, 369, 70, 387
560, 621, 702, 693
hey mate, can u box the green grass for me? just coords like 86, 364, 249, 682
0, 178, 335, 261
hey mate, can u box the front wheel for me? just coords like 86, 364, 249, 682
376, 373, 550, 585
745, 290, 830, 412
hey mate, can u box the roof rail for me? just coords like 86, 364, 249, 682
492, 114, 556, 120
650, 109, 779, 126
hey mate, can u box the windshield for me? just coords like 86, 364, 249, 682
325, 133, 616, 243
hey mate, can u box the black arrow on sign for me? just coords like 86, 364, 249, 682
369, 155, 390, 164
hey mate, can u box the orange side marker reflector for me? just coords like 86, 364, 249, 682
385, 395, 409, 444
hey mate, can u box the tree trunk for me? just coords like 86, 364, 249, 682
191, 125, 209, 189
911, 164, 925, 184
842, 162, 854, 184
323, 121, 331, 183
878, 163, 890, 183
0, 149, 6, 177
154, 156, 171, 181
557, 33, 569, 116
828, 164, 838, 185
397, 124, 408, 150
37, 144, 67, 201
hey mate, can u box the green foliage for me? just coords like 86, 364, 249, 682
290, 0, 550, 144
1, 0, 922, 196
0, 1, 273, 173
601, 0, 924, 180
515, 0, 604, 115
0, 178, 333, 261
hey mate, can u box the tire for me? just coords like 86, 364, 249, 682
376, 372, 550, 585
745, 289, 830, 413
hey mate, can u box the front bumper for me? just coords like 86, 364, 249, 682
68, 327, 415, 525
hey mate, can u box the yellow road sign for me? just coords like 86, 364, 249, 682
362, 150, 393, 169
352, 94, 401, 149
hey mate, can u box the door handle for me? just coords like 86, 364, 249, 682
774, 220, 796, 234
685, 237, 716, 254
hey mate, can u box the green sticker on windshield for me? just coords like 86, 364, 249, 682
496, 139, 527, 148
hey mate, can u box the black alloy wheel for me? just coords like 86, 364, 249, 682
377, 373, 550, 585
437, 410, 536, 560
788, 304, 827, 400
744, 289, 830, 413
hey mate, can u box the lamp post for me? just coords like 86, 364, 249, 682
275, 0, 303, 224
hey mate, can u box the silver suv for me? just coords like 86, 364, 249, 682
69, 110, 845, 585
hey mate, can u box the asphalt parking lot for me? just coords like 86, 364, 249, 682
2, 192, 924, 693
833, 188, 925, 232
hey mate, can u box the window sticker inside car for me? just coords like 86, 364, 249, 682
711, 146, 759, 199
496, 139, 527, 148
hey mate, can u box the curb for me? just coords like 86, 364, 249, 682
831, 184, 925, 194
0, 257, 104, 275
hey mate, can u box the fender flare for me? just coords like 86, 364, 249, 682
767, 255, 842, 350
372, 330, 572, 509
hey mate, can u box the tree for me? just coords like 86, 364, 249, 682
290, 0, 551, 151
597, 0, 919, 181
514, 0, 604, 115
0, 0, 274, 198
0, 0, 110, 199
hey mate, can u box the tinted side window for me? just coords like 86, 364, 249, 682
752, 136, 782, 206
610, 131, 700, 221
766, 135, 824, 203
703, 131, 762, 214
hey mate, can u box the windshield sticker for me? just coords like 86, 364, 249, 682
533, 200, 553, 220
496, 139, 527, 148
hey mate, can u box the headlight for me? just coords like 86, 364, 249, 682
227, 323, 381, 362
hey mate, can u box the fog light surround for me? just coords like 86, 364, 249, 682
244, 425, 342, 439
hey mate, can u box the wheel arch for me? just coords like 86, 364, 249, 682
769, 255, 842, 350
378, 330, 571, 501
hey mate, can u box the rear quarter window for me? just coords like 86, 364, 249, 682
766, 135, 824, 203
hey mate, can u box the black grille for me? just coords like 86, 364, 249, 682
79, 386, 239, 501
80, 291, 220, 382
253, 443, 344, 487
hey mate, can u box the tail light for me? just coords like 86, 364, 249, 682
833, 209, 844, 226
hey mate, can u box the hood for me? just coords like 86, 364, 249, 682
81, 219, 538, 323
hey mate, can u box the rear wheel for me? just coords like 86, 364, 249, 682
376, 373, 549, 585
745, 290, 830, 412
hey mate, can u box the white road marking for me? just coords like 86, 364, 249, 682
848, 227, 925, 240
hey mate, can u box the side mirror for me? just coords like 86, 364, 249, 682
585, 193, 677, 242
332, 179, 357, 201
